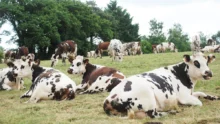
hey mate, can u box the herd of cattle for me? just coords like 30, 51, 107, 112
0, 38, 219, 119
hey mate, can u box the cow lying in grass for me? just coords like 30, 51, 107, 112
0, 62, 25, 90
103, 52, 218, 119
67, 56, 125, 94
10, 59, 76, 103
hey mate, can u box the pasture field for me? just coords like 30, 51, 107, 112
0, 52, 220, 124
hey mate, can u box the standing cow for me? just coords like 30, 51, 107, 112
191, 35, 201, 54
51, 40, 77, 67
108, 39, 123, 62
103, 52, 218, 119
95, 42, 110, 58
123, 42, 142, 55
10, 59, 76, 103
4, 46, 29, 63
156, 42, 176, 53
207, 39, 216, 46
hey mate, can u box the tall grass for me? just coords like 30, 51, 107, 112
0, 52, 219, 124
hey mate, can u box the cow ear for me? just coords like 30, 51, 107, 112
7, 62, 14, 68
83, 59, 89, 64
183, 55, 191, 62
207, 54, 216, 63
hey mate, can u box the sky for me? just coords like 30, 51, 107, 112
1, 0, 220, 49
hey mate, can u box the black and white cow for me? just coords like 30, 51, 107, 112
103, 52, 218, 119
0, 62, 25, 90
10, 59, 76, 103
108, 39, 123, 62
67, 56, 125, 94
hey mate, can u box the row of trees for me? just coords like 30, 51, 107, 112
0, 0, 139, 59
141, 19, 220, 53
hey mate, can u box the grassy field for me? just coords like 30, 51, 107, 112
0, 52, 220, 124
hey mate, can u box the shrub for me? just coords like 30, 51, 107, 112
140, 40, 152, 54
0, 46, 4, 63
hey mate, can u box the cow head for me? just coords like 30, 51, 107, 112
9, 59, 40, 78
114, 52, 123, 62
51, 54, 59, 67
67, 56, 87, 75
183, 52, 215, 80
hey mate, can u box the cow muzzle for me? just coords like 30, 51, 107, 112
203, 71, 212, 80
67, 69, 73, 74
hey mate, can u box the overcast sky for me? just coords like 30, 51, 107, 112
1, 0, 220, 49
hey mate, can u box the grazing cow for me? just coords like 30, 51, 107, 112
0, 63, 25, 90
95, 42, 110, 58
201, 45, 220, 53
67, 56, 125, 93
191, 35, 201, 53
4, 47, 29, 63
87, 51, 95, 58
108, 39, 123, 62
207, 39, 216, 46
10, 59, 76, 103
156, 42, 176, 53
51, 40, 77, 67
103, 52, 218, 119
123, 42, 142, 55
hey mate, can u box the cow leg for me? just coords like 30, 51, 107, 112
16, 77, 21, 90
20, 78, 26, 89
193, 92, 220, 100
178, 95, 202, 106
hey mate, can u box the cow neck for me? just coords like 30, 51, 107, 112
170, 62, 193, 89
82, 63, 97, 84
31, 65, 46, 83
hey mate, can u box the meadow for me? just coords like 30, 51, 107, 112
0, 52, 220, 124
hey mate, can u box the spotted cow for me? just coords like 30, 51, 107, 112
108, 39, 123, 62
103, 52, 218, 119
0, 62, 25, 90
10, 59, 76, 103
123, 42, 142, 56
207, 39, 216, 46
4, 46, 29, 63
67, 56, 125, 94
156, 42, 176, 53
51, 40, 77, 67
191, 35, 201, 54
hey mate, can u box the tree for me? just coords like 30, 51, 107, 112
167, 24, 190, 52
212, 31, 220, 44
105, 0, 139, 42
148, 19, 166, 44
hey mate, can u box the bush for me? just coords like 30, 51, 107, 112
140, 40, 152, 54
0, 46, 4, 63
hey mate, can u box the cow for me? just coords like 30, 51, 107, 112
191, 35, 201, 54
9, 59, 76, 103
4, 47, 29, 63
67, 56, 125, 94
123, 42, 142, 55
0, 63, 25, 90
51, 54, 59, 67
207, 39, 216, 46
108, 39, 123, 62
103, 52, 218, 119
87, 51, 95, 58
156, 42, 176, 53
51, 40, 77, 67
95, 42, 110, 58
152, 44, 158, 54
201, 45, 220, 53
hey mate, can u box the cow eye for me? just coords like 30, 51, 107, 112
194, 60, 200, 68
77, 62, 81, 66
21, 65, 25, 69
72, 65, 74, 67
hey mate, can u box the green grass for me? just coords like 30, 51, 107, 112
0, 52, 220, 124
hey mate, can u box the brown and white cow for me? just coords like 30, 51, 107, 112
108, 39, 124, 62
4, 46, 29, 63
95, 42, 110, 58
207, 39, 216, 46
156, 42, 176, 53
51, 40, 77, 67
123, 42, 142, 56
67, 56, 125, 94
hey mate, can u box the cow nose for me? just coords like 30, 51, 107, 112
205, 71, 212, 77
67, 69, 73, 74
